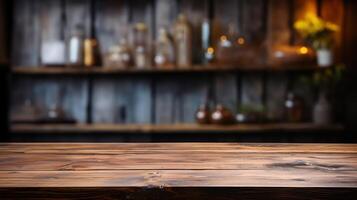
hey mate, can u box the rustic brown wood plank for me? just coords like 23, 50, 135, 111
1, 143, 356, 153
10, 123, 345, 134
0, 169, 357, 188
0, 143, 356, 189
1, 151, 356, 171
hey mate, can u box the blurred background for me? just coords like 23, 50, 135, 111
0, 0, 356, 142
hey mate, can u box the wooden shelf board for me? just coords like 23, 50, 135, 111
11, 64, 319, 75
10, 123, 345, 134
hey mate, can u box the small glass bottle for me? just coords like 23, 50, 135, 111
195, 104, 211, 124
201, 18, 212, 64
67, 25, 84, 67
154, 28, 175, 68
133, 23, 150, 69
211, 104, 234, 125
104, 39, 131, 69
173, 14, 192, 68
285, 92, 304, 122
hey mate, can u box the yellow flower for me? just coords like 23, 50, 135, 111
294, 13, 339, 40
326, 22, 339, 32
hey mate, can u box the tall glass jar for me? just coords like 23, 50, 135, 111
154, 28, 175, 68
133, 23, 150, 69
173, 14, 192, 68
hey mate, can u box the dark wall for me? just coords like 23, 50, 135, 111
0, 0, 9, 139
343, 0, 357, 131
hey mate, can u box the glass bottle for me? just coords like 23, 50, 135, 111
133, 23, 150, 69
67, 25, 84, 67
195, 104, 211, 124
173, 14, 192, 68
104, 39, 131, 69
154, 28, 175, 68
211, 104, 235, 125
201, 18, 212, 64
285, 92, 304, 122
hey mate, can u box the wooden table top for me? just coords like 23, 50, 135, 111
0, 143, 357, 188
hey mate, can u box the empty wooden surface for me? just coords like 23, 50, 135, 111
0, 143, 357, 199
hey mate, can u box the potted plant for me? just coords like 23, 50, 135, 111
300, 64, 345, 125
294, 14, 339, 67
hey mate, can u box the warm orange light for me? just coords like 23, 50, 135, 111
299, 46, 309, 54
237, 37, 245, 45
207, 47, 214, 54
220, 35, 228, 41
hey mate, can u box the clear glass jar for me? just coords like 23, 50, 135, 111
174, 14, 192, 68
154, 28, 175, 68
133, 23, 150, 69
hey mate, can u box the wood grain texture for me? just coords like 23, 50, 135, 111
0, 143, 356, 193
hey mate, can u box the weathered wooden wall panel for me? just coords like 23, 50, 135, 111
265, 0, 291, 122
239, 0, 266, 111
11, 77, 88, 123
8, 0, 347, 126
155, 75, 209, 124
212, 0, 239, 112
93, 77, 152, 124
12, 0, 41, 66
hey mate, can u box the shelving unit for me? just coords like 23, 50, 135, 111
12, 64, 320, 75
11, 123, 344, 134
